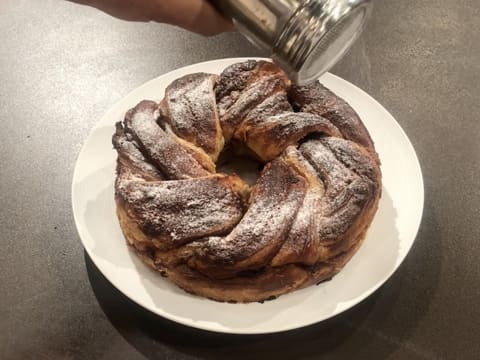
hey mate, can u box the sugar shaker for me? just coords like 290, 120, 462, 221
212, 0, 372, 84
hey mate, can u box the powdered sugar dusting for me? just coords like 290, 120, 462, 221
165, 73, 222, 156
218, 73, 289, 140
244, 112, 342, 161
289, 82, 377, 158
124, 101, 209, 179
118, 176, 243, 248
196, 159, 306, 268
300, 138, 377, 244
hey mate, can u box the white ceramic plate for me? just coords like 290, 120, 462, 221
72, 57, 424, 334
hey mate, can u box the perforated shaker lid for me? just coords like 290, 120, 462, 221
273, 0, 372, 84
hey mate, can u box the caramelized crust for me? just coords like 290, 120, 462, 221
112, 122, 165, 182
113, 60, 382, 302
123, 100, 210, 179
289, 82, 379, 161
190, 159, 307, 278
299, 138, 380, 255
116, 176, 246, 250
242, 112, 342, 161
271, 147, 325, 266
215, 60, 291, 141
160, 73, 224, 162
233, 92, 292, 141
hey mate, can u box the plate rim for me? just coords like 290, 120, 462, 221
71, 57, 424, 334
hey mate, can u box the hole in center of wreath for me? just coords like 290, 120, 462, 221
216, 145, 264, 186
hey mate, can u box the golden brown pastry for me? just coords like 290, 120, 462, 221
113, 60, 382, 303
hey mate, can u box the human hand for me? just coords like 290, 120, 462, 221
69, 0, 234, 36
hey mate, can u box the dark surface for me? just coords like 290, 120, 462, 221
1, 0, 479, 359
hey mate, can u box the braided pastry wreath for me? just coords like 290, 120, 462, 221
112, 60, 381, 303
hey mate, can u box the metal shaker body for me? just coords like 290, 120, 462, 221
212, 0, 372, 84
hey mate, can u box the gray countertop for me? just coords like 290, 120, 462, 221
1, 0, 479, 359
